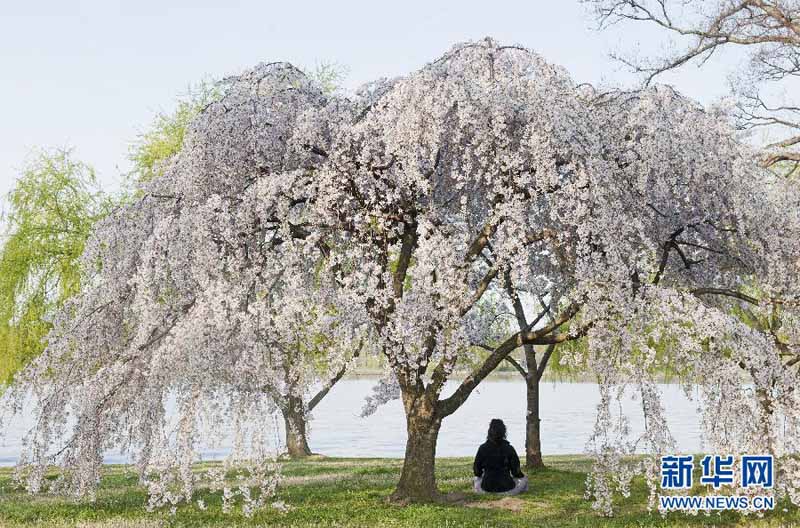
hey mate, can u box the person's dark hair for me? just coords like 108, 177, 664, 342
487, 418, 507, 444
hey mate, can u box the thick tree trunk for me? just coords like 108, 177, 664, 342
390, 389, 443, 503
282, 396, 312, 458
525, 374, 545, 470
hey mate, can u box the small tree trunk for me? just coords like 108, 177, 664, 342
390, 389, 443, 502
282, 396, 312, 458
755, 386, 776, 454
525, 374, 545, 469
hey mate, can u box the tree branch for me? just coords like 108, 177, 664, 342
437, 302, 581, 417
690, 287, 760, 305
504, 355, 528, 377
308, 340, 363, 411
536, 343, 556, 381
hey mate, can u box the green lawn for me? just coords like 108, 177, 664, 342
0, 456, 798, 527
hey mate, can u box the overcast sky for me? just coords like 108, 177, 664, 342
0, 0, 742, 204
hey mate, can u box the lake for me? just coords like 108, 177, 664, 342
0, 379, 704, 466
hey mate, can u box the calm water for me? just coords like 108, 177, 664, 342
0, 379, 703, 466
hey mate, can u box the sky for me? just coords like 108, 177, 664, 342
0, 0, 742, 204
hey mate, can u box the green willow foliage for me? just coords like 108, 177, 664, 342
305, 62, 348, 96
127, 80, 221, 188
0, 150, 111, 385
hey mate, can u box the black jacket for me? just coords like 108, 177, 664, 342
473, 439, 525, 492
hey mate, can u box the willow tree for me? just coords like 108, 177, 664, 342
5, 40, 799, 513
0, 150, 110, 386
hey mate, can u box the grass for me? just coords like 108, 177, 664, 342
0, 456, 798, 527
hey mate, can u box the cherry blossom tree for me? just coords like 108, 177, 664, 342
259, 271, 364, 458
123, 69, 358, 460
300, 42, 598, 502
295, 39, 798, 505
0, 65, 364, 513
3, 38, 798, 514
572, 84, 800, 515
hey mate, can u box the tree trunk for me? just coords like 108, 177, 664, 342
525, 374, 545, 469
390, 389, 443, 503
282, 396, 312, 458
755, 386, 776, 454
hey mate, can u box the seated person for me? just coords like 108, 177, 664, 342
472, 418, 528, 495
